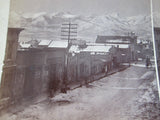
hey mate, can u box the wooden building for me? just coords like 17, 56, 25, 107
68, 44, 113, 83
96, 35, 138, 62
0, 36, 68, 108
0, 28, 24, 107
15, 40, 68, 100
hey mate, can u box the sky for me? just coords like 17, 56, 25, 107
153, 0, 160, 13
9, 0, 156, 17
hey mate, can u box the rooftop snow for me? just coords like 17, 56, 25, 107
82, 45, 111, 52
86, 42, 108, 46
106, 44, 129, 48
48, 40, 68, 48
105, 39, 130, 44
69, 45, 112, 53
86, 42, 129, 48
38, 40, 52, 46
19, 37, 32, 42
20, 43, 31, 48
69, 45, 80, 53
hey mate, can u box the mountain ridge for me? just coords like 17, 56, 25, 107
8, 11, 157, 42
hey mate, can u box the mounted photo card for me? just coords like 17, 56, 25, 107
0, 0, 160, 119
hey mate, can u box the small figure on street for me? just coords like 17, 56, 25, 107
146, 56, 151, 69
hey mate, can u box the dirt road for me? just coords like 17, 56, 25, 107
0, 66, 158, 120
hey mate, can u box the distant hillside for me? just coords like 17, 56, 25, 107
8, 11, 155, 42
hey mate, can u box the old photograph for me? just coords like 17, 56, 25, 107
0, 0, 160, 120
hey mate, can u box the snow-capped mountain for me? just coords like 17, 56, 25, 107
9, 12, 153, 42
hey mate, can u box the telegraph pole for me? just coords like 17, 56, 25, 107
61, 23, 77, 90
61, 23, 77, 46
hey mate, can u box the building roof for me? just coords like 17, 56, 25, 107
48, 40, 68, 48
86, 42, 129, 49
106, 44, 129, 48
69, 45, 80, 53
38, 40, 52, 46
82, 45, 111, 52
86, 42, 107, 46
69, 45, 112, 53
96, 35, 137, 44
20, 43, 31, 48
19, 37, 32, 42
101, 39, 130, 44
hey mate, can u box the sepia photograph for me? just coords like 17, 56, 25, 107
0, 0, 160, 120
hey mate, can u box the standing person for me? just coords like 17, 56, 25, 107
146, 56, 151, 69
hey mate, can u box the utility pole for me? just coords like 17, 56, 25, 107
61, 23, 77, 90
61, 23, 77, 46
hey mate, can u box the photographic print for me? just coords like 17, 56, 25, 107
0, 0, 160, 120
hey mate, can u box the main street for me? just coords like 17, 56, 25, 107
0, 65, 159, 120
